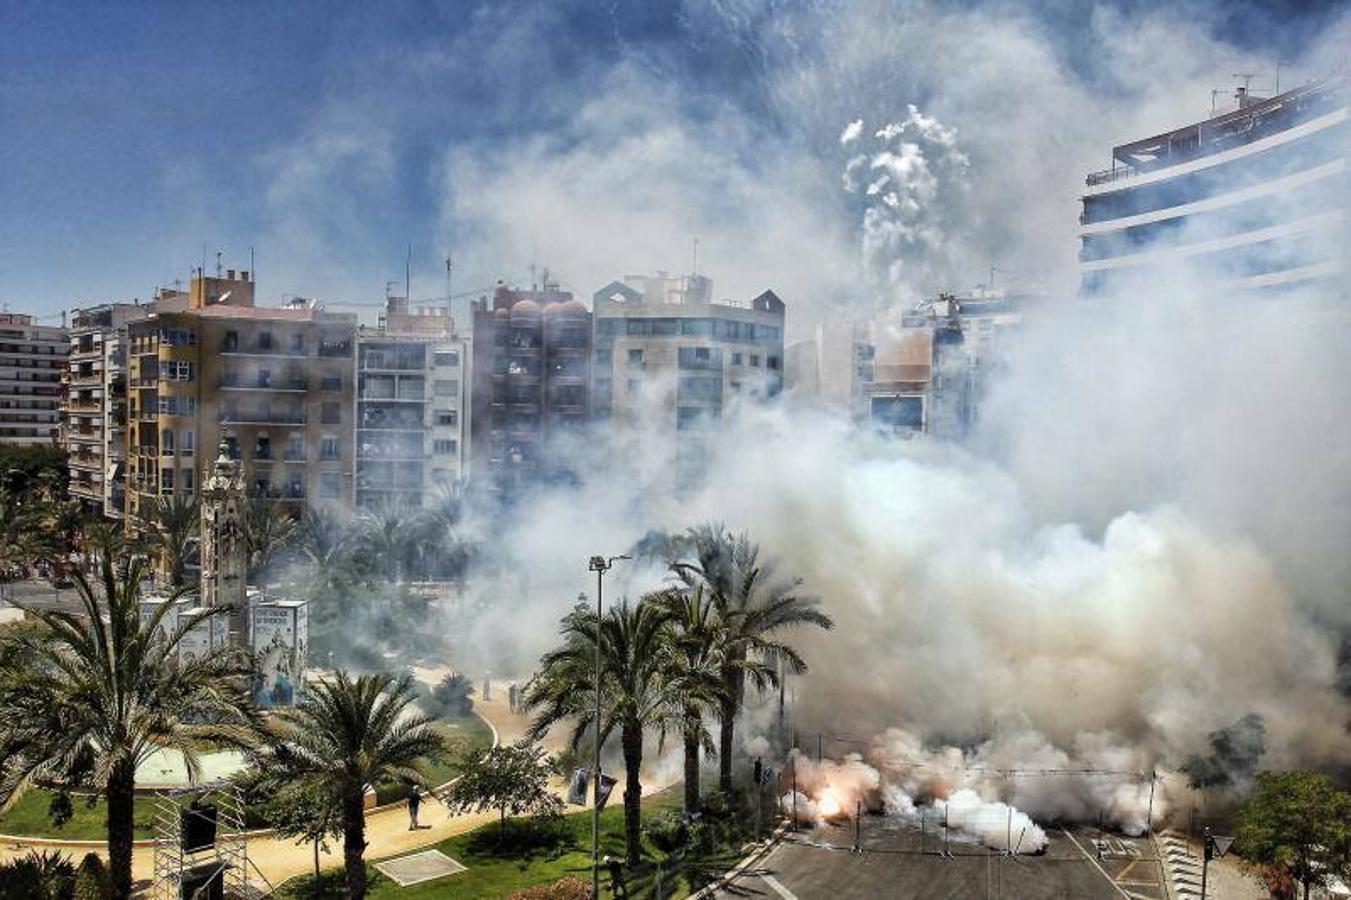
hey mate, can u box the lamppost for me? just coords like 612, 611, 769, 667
588, 553, 628, 898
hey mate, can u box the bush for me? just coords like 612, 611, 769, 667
72, 853, 108, 900
506, 875, 593, 900
420, 672, 475, 718
643, 807, 688, 854
0, 849, 75, 900
465, 812, 572, 859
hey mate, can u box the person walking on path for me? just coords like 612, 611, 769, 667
407, 786, 422, 830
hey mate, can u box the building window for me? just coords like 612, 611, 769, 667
258, 369, 272, 388
767, 355, 781, 371
320, 473, 341, 499
290, 333, 304, 353
321, 374, 341, 391
626, 378, 641, 394
182, 468, 194, 493
627, 349, 643, 367
258, 331, 273, 351
181, 430, 194, 452
320, 436, 340, 460
161, 467, 174, 490
434, 350, 459, 367
321, 402, 341, 425
161, 429, 174, 452
433, 379, 458, 397
436, 410, 458, 426
595, 349, 613, 366
164, 360, 194, 381
732, 352, 743, 366
223, 331, 239, 352
749, 354, 760, 367
433, 439, 457, 455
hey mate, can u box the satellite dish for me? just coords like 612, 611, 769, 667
216, 290, 232, 305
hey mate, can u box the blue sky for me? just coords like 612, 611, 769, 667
1, 0, 1342, 322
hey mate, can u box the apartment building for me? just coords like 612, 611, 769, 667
469, 281, 591, 498
354, 295, 469, 510
62, 302, 150, 518
124, 271, 356, 529
860, 293, 1032, 438
591, 273, 784, 485
1080, 74, 1347, 297
0, 313, 67, 446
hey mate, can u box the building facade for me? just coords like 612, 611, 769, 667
124, 271, 356, 529
0, 313, 67, 446
1080, 75, 1348, 297
469, 281, 591, 497
591, 273, 785, 486
62, 303, 150, 518
354, 296, 469, 510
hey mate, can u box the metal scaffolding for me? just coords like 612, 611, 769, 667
150, 782, 269, 899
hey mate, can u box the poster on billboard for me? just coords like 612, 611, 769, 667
251, 600, 308, 708
177, 608, 229, 664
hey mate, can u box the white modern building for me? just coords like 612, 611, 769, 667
0, 313, 68, 446
1079, 75, 1348, 297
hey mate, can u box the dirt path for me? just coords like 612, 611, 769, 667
0, 689, 544, 892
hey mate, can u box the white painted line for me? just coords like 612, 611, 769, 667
761, 873, 801, 900
1061, 829, 1132, 899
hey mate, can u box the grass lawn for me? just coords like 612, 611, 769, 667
373, 712, 494, 804
280, 788, 726, 900
0, 790, 158, 841
0, 713, 492, 840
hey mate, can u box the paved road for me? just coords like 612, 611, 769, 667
713, 820, 1168, 900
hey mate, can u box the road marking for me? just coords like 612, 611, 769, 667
761, 874, 801, 900
1062, 829, 1132, 899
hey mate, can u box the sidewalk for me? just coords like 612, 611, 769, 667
0, 690, 542, 891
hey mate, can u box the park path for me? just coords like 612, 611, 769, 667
0, 685, 548, 892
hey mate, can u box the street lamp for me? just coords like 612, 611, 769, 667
588, 553, 629, 899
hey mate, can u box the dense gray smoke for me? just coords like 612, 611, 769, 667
409, 0, 1351, 840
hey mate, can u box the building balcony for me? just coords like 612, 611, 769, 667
69, 373, 104, 387
219, 346, 310, 359
66, 429, 103, 442
219, 377, 309, 391
218, 412, 307, 426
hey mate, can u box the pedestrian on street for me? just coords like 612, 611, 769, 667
407, 785, 421, 830
605, 855, 626, 898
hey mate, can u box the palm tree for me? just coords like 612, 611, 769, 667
0, 486, 48, 573
300, 504, 352, 571
524, 598, 680, 868
672, 524, 834, 793
244, 496, 298, 581
257, 671, 444, 898
653, 586, 733, 814
0, 547, 257, 900
357, 506, 411, 583
145, 494, 199, 587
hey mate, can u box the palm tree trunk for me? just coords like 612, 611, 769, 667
683, 714, 701, 814
718, 661, 744, 793
342, 788, 368, 899
621, 722, 644, 869
105, 759, 136, 900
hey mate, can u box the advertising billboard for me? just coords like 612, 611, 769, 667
250, 600, 308, 708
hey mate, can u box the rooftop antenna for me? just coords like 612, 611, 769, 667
405, 243, 412, 301
529, 262, 538, 292
1275, 60, 1290, 94
250, 246, 255, 283
385, 280, 397, 300
215, 251, 223, 277
1211, 89, 1225, 114
692, 236, 700, 278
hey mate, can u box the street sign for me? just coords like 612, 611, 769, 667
1211, 835, 1234, 858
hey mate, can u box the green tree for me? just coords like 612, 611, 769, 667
524, 598, 679, 868
72, 852, 109, 900
256, 671, 444, 899
1236, 770, 1351, 900
652, 586, 733, 815
441, 742, 562, 843
0, 849, 75, 900
144, 494, 199, 587
0, 486, 50, 572
0, 549, 257, 900
671, 524, 833, 792
244, 496, 298, 581
261, 778, 343, 885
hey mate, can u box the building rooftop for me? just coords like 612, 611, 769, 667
1087, 73, 1347, 187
